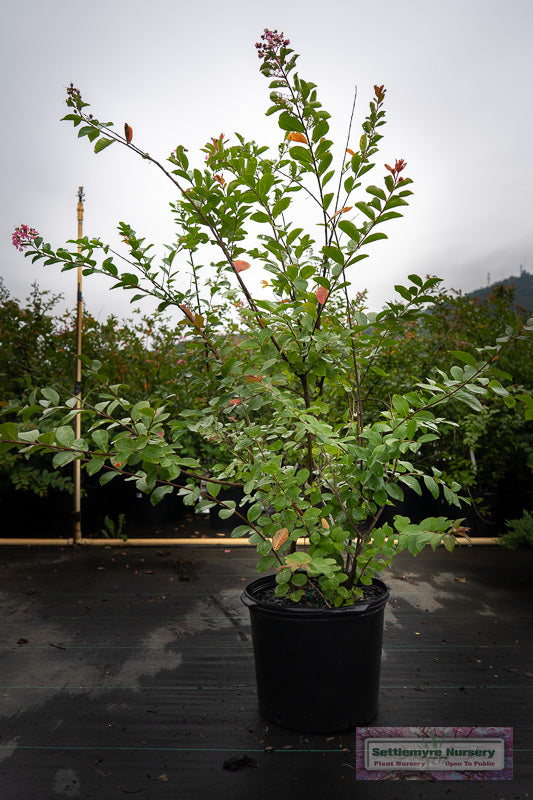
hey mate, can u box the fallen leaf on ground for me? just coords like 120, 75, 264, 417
223, 754, 259, 771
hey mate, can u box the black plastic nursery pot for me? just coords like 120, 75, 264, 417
241, 575, 390, 733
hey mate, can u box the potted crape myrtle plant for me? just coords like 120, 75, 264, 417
3, 29, 532, 732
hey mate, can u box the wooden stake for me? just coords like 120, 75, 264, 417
73, 187, 84, 545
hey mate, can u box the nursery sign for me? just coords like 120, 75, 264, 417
356, 727, 513, 780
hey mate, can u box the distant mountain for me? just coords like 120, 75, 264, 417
467, 270, 533, 312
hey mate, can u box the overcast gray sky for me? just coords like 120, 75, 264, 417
2, 0, 532, 322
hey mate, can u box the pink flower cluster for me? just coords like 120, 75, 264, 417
12, 224, 38, 252
255, 28, 290, 59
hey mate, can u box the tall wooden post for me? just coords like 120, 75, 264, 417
73, 187, 84, 544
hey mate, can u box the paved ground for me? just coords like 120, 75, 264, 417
0, 542, 531, 799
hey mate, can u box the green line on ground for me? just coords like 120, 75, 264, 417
0, 643, 531, 650
0, 684, 532, 690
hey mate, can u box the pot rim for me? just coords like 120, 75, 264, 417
241, 574, 389, 617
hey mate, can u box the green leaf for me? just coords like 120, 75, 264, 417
423, 475, 439, 499
257, 539, 273, 555
276, 567, 292, 584
94, 137, 114, 153
179, 457, 201, 468
289, 145, 312, 163
392, 395, 410, 416
386, 482, 404, 501
374, 489, 388, 506
443, 534, 456, 553
286, 226, 303, 246
151, 485, 173, 506
323, 192, 334, 210
42, 387, 60, 405
300, 265, 315, 279
362, 232, 388, 245
219, 502, 236, 519
100, 471, 118, 486
251, 211, 270, 224
338, 220, 361, 242
55, 426, 75, 448
53, 451, 78, 468
17, 430, 41, 443
78, 125, 96, 138
488, 379, 508, 397
0, 422, 19, 441
278, 111, 305, 133
376, 211, 403, 222
258, 173, 275, 194
295, 468, 310, 484
232, 525, 252, 538
312, 119, 329, 141
406, 419, 417, 439
453, 390, 484, 412
450, 350, 478, 367
322, 246, 344, 265
247, 502, 263, 522
398, 475, 422, 496
394, 284, 412, 301
354, 201, 376, 221
86, 456, 106, 476
366, 185, 386, 201
272, 197, 290, 218
317, 152, 333, 175
92, 429, 109, 451
443, 485, 461, 507
293, 277, 307, 293
291, 572, 307, 587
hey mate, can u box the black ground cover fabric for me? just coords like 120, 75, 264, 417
0, 544, 531, 799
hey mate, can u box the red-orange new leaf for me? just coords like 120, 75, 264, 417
287, 132, 307, 144
179, 304, 194, 322
272, 528, 289, 551
315, 286, 329, 305
327, 206, 352, 222
233, 260, 251, 273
